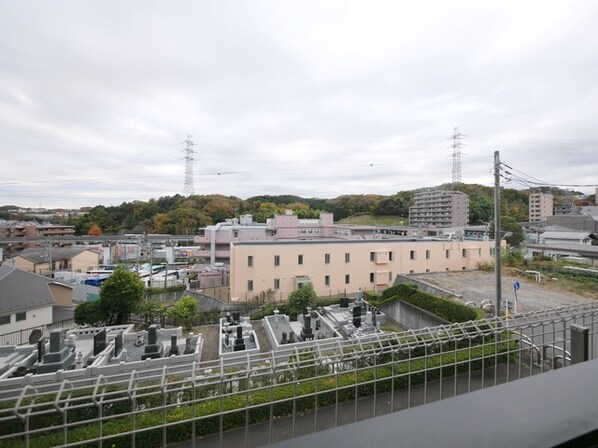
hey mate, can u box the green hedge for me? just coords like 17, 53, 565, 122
375, 283, 482, 322
0, 337, 515, 448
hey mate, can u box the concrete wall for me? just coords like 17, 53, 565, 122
185, 290, 232, 311
380, 300, 449, 330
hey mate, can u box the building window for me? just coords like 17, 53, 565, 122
16, 312, 26, 322
274, 255, 280, 266
462, 249, 467, 257
247, 256, 253, 267
388, 271, 392, 281
389, 251, 394, 261
345, 252, 350, 263
426, 250, 431, 260
446, 249, 450, 259
274, 278, 280, 290
247, 280, 253, 291
325, 275, 330, 287
325, 253, 331, 264
370, 252, 375, 261
0, 315, 10, 325
410, 250, 416, 260
298, 254, 303, 265
370, 272, 375, 283
345, 274, 350, 284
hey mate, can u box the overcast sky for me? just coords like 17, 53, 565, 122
1, 1, 597, 209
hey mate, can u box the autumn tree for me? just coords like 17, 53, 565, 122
87, 223, 102, 236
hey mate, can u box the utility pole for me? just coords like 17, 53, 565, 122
494, 151, 502, 318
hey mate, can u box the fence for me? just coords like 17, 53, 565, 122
1, 302, 597, 448
0, 318, 76, 346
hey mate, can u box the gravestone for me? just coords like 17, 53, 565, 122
93, 329, 107, 356
114, 331, 123, 357
184, 336, 193, 354
148, 325, 158, 345
37, 330, 76, 374
233, 325, 245, 351
301, 314, 314, 340
352, 305, 362, 328
142, 325, 164, 360
37, 337, 46, 363
168, 335, 179, 356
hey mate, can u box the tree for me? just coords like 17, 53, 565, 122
490, 215, 525, 247
87, 223, 102, 236
286, 284, 317, 320
168, 295, 199, 331
99, 266, 145, 325
74, 300, 106, 326
138, 299, 167, 327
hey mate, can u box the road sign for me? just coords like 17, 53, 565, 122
513, 281, 521, 291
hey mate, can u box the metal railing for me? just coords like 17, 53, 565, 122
0, 319, 76, 346
0, 302, 597, 448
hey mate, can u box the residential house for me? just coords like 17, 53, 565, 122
8, 247, 99, 276
0, 266, 75, 333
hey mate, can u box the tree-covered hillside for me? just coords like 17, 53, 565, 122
61, 184, 586, 236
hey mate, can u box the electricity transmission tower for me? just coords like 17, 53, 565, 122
451, 127, 464, 185
182, 135, 196, 197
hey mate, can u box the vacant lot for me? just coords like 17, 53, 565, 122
412, 270, 597, 313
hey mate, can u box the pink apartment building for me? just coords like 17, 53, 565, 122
229, 238, 497, 301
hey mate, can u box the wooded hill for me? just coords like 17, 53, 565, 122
59, 184, 585, 235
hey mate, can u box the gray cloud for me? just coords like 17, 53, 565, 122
1, 1, 597, 208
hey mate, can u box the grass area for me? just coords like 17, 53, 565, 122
502, 254, 598, 298
336, 214, 407, 226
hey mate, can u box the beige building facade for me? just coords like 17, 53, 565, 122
230, 239, 497, 301
10, 248, 99, 276
409, 190, 469, 227
529, 193, 554, 222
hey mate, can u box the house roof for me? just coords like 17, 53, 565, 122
541, 231, 596, 240
14, 247, 91, 264
0, 266, 56, 314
